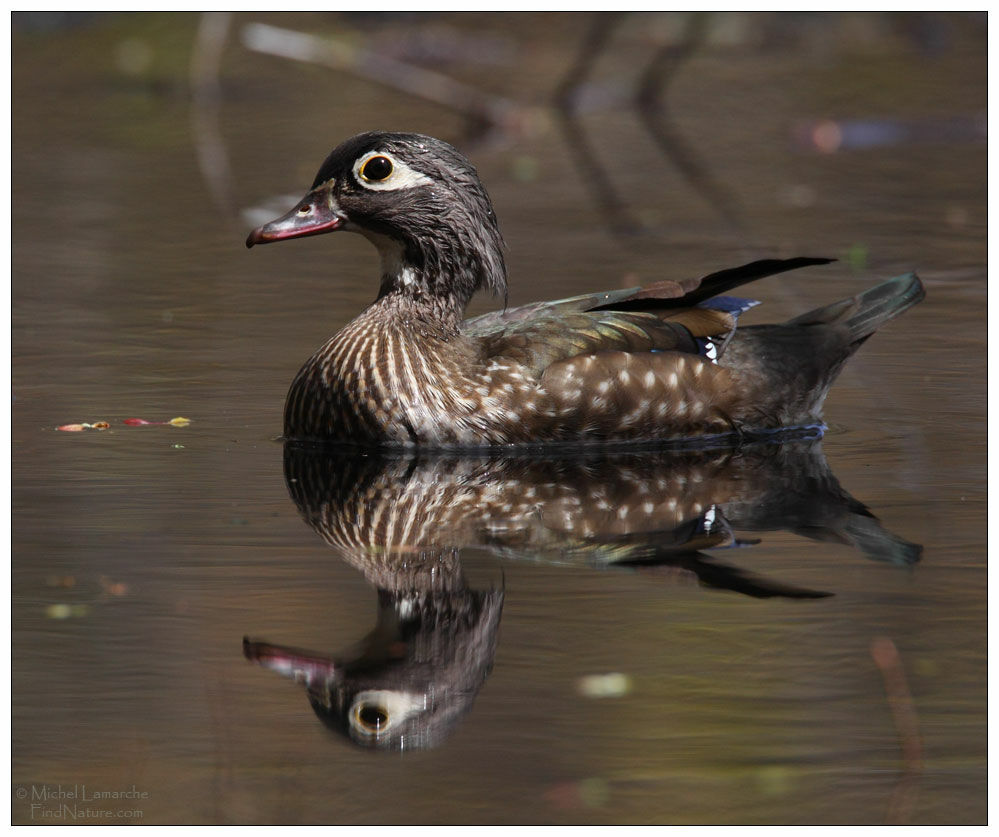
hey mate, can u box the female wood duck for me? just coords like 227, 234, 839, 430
247, 131, 924, 448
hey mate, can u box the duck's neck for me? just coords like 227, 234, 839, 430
375, 264, 468, 337
362, 226, 506, 336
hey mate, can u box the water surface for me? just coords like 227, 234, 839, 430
12, 12, 986, 825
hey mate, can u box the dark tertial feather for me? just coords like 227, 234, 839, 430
588, 257, 835, 312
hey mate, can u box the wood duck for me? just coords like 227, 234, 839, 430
247, 131, 925, 448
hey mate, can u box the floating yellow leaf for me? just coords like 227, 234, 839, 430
45, 603, 89, 619
577, 672, 632, 698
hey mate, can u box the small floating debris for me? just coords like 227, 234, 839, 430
124, 416, 191, 427
58, 417, 191, 431
796, 113, 986, 154
45, 603, 91, 620
100, 576, 129, 597
545, 777, 610, 810
577, 672, 632, 699
57, 422, 109, 432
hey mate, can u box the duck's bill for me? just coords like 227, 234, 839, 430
246, 192, 344, 247
243, 637, 339, 687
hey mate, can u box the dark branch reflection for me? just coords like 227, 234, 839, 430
244, 439, 920, 751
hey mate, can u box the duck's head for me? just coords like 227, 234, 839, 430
247, 131, 507, 311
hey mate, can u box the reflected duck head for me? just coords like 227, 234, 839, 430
244, 586, 504, 752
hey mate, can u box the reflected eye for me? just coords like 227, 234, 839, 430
348, 690, 425, 741
355, 704, 389, 732
359, 155, 393, 182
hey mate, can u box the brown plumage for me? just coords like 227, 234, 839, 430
282, 443, 922, 591
247, 131, 924, 448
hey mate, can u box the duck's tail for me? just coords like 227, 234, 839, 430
723, 272, 925, 428
787, 271, 925, 347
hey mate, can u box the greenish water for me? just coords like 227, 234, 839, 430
12, 12, 986, 824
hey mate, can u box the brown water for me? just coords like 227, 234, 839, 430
12, 12, 986, 825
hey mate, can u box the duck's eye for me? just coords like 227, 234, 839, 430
355, 704, 389, 732
359, 155, 393, 182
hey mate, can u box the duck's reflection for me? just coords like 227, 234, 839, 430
243, 585, 503, 751
244, 438, 920, 750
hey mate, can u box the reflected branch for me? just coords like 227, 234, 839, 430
552, 13, 642, 235
635, 12, 746, 232
553, 13, 746, 235
240, 22, 520, 140
871, 636, 923, 824
189, 12, 237, 219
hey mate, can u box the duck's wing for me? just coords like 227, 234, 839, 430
464, 285, 651, 337
464, 257, 832, 376
465, 257, 832, 334
473, 308, 731, 376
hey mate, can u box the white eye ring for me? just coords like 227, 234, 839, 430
352, 151, 433, 192
349, 690, 426, 738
